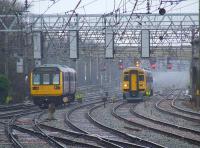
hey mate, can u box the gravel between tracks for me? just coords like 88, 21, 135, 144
134, 97, 200, 132
175, 99, 200, 113
38, 103, 103, 147
91, 100, 199, 148
159, 99, 200, 121
39, 103, 78, 130
0, 128, 12, 148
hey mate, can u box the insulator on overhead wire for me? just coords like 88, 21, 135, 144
25, 0, 28, 10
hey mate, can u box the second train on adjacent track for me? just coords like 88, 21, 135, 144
121, 67, 153, 101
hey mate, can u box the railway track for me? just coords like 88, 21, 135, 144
0, 103, 41, 147
113, 100, 200, 147
37, 101, 118, 148
0, 122, 13, 147
9, 109, 96, 148
1, 103, 52, 148
66, 100, 165, 148
5, 111, 46, 148
134, 92, 200, 129
35, 99, 115, 148
156, 93, 200, 123
38, 123, 104, 148
32, 88, 124, 147
171, 95, 200, 117
0, 103, 34, 111
3, 87, 198, 147
0, 86, 120, 148
132, 99, 200, 134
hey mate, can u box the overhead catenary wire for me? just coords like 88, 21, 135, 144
127, 0, 198, 14
120, 0, 138, 37
76, 0, 98, 11
20, 0, 198, 53
166, 1, 198, 13
59, 0, 82, 38
26, 0, 62, 29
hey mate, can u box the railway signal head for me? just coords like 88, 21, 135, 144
136, 61, 140, 67
151, 63, 156, 69
167, 63, 172, 69
118, 60, 124, 70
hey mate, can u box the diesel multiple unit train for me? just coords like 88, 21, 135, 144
30, 64, 76, 107
29, 64, 153, 106
121, 67, 153, 101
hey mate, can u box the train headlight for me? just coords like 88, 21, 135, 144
54, 85, 60, 89
124, 84, 128, 88
63, 97, 68, 103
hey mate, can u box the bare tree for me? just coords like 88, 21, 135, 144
0, 0, 27, 103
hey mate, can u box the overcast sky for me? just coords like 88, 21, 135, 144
22, 0, 198, 15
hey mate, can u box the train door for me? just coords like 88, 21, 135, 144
64, 72, 70, 94
139, 72, 145, 91
130, 70, 138, 96
69, 72, 74, 94
70, 72, 76, 94
68, 72, 75, 101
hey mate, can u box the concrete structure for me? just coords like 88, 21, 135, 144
191, 39, 200, 107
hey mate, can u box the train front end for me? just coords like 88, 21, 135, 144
121, 67, 148, 101
30, 66, 64, 107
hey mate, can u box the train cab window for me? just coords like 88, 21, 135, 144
124, 75, 129, 81
52, 74, 60, 84
139, 75, 144, 81
33, 74, 40, 85
43, 74, 50, 84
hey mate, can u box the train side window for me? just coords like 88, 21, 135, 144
150, 77, 153, 82
65, 73, 69, 81
53, 74, 59, 84
43, 74, 50, 84
124, 75, 129, 81
33, 74, 40, 85
71, 74, 74, 81
139, 75, 144, 81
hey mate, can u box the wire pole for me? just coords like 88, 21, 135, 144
198, 0, 200, 107
4, 33, 8, 76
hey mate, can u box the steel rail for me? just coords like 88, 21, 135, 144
171, 96, 200, 117
113, 101, 200, 146
88, 102, 165, 148
13, 124, 102, 148
156, 95, 200, 123
5, 117, 23, 148
4, 106, 43, 148
33, 112, 65, 148
0, 108, 41, 119
65, 100, 131, 148
39, 123, 105, 148
131, 104, 200, 135
0, 103, 34, 111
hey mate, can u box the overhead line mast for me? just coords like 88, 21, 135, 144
198, 0, 200, 107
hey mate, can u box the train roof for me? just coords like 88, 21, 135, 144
123, 67, 144, 72
34, 64, 76, 73
123, 67, 152, 74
